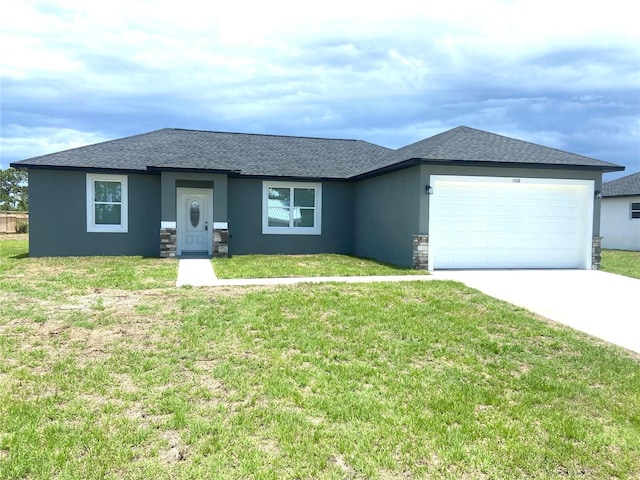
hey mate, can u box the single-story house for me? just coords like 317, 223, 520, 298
10, 126, 624, 270
600, 172, 640, 251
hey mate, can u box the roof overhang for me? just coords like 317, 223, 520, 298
8, 163, 242, 176
227, 172, 348, 182
145, 166, 241, 175
8, 163, 153, 175
349, 157, 625, 181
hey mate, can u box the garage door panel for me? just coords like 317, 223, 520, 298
429, 176, 593, 270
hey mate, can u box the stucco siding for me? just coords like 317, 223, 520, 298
227, 178, 353, 255
28, 169, 160, 256
353, 166, 422, 267
601, 196, 640, 250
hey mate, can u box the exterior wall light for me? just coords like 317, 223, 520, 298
426, 185, 433, 195
595, 191, 603, 199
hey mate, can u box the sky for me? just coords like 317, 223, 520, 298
1, 0, 639, 180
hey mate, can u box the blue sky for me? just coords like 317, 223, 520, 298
1, 0, 638, 180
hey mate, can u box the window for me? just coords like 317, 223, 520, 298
86, 174, 128, 233
262, 181, 322, 235
632, 202, 640, 219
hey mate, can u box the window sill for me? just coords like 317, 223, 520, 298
87, 226, 128, 233
262, 227, 321, 235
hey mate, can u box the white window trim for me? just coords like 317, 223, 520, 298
86, 174, 128, 233
631, 202, 640, 220
262, 181, 322, 235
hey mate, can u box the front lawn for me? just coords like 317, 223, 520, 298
1, 239, 639, 479
0, 238, 176, 293
601, 249, 640, 279
212, 253, 424, 279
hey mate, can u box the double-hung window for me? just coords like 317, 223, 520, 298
262, 181, 322, 235
86, 174, 128, 233
631, 202, 640, 219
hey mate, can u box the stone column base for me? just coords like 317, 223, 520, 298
160, 228, 177, 258
412, 234, 429, 270
213, 228, 229, 257
592, 236, 602, 270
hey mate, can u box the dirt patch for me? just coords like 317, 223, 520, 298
0, 288, 183, 371
330, 454, 358, 476
159, 430, 188, 463
255, 437, 281, 456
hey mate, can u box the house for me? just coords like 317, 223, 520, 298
600, 172, 640, 251
10, 126, 624, 270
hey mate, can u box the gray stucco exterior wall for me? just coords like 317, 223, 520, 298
28, 169, 160, 256
160, 172, 227, 222
352, 164, 603, 268
227, 178, 354, 255
419, 165, 603, 236
353, 166, 422, 267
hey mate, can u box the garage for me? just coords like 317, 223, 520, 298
428, 175, 595, 270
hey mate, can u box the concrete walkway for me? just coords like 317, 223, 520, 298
176, 258, 218, 287
210, 274, 434, 286
432, 269, 640, 355
176, 258, 434, 287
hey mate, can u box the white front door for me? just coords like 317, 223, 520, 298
177, 188, 213, 256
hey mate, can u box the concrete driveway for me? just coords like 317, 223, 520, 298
431, 270, 640, 355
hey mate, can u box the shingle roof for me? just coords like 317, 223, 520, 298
11, 126, 624, 178
11, 128, 392, 179
602, 172, 640, 197
354, 126, 622, 175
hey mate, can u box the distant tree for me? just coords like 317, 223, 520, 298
0, 168, 28, 211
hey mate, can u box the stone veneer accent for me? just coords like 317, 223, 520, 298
412, 234, 429, 270
160, 227, 177, 258
213, 228, 229, 257
592, 236, 602, 270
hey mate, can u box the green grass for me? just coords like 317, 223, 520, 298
212, 254, 425, 279
1, 239, 639, 479
601, 249, 640, 279
0, 239, 177, 296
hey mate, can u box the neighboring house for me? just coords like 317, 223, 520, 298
10, 126, 624, 270
600, 172, 640, 251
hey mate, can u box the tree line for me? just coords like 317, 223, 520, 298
0, 168, 28, 211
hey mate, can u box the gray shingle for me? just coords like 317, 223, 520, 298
602, 172, 640, 197
11, 128, 392, 179
11, 126, 623, 178
355, 126, 622, 175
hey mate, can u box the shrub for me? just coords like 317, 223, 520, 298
17, 222, 29, 234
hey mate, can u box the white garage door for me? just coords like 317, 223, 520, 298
428, 176, 594, 270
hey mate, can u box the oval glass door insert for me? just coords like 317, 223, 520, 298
190, 200, 200, 227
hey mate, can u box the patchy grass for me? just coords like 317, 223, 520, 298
1, 242, 639, 479
601, 249, 640, 279
0, 239, 177, 295
212, 254, 424, 279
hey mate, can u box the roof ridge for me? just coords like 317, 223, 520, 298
395, 125, 464, 154
168, 127, 374, 144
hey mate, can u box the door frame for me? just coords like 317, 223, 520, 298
176, 187, 214, 256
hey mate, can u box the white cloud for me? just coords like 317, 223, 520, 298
0, 125, 110, 168
0, 0, 638, 173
